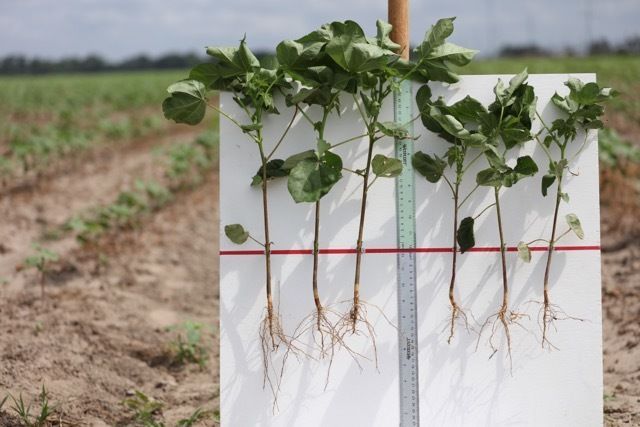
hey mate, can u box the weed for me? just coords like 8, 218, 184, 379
24, 245, 59, 299
167, 321, 209, 368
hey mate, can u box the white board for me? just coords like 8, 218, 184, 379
219, 74, 602, 427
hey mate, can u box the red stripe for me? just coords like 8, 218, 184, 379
219, 245, 601, 256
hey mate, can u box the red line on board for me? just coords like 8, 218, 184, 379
219, 245, 601, 256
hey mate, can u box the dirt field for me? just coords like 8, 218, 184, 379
0, 126, 219, 425
0, 104, 638, 425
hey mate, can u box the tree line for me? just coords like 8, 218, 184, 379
1, 36, 637, 75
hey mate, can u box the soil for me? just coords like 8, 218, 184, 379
0, 125, 219, 425
0, 117, 638, 426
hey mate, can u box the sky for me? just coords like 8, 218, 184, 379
1, 0, 639, 60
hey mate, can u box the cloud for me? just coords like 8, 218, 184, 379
0, 0, 638, 59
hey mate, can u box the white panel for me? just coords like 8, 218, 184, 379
220, 74, 602, 426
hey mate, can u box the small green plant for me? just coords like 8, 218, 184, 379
176, 407, 216, 427
123, 390, 214, 427
168, 321, 209, 368
7, 385, 56, 427
460, 69, 539, 363
413, 87, 490, 343
276, 23, 379, 362
24, 245, 59, 299
519, 78, 616, 348
164, 36, 301, 396
123, 390, 164, 426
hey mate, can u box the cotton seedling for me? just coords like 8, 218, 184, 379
24, 245, 59, 300
461, 69, 539, 364
167, 321, 209, 368
163, 37, 300, 398
319, 18, 476, 342
412, 88, 490, 343
275, 29, 354, 363
518, 78, 617, 348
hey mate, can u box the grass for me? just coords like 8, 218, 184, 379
0, 70, 188, 114
122, 390, 215, 427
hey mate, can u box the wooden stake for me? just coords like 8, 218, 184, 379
388, 0, 410, 59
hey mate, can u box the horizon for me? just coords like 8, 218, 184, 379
1, 0, 639, 61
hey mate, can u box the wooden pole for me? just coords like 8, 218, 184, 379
388, 0, 410, 59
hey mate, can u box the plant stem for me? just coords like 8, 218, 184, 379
266, 107, 298, 161
258, 138, 275, 349
542, 173, 563, 345
351, 136, 375, 332
494, 187, 508, 312
312, 199, 322, 326
312, 107, 331, 325
448, 180, 460, 343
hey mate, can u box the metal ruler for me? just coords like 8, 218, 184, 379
393, 79, 420, 426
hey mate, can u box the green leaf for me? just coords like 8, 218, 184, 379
560, 192, 570, 203
206, 39, 259, 76
551, 92, 576, 114
224, 224, 249, 244
513, 155, 538, 176
500, 116, 532, 149
317, 139, 331, 157
276, 39, 325, 71
541, 174, 555, 197
494, 68, 528, 106
251, 159, 288, 186
476, 167, 503, 187
426, 43, 476, 66
517, 241, 531, 263
372, 154, 402, 177
447, 96, 488, 122
376, 121, 409, 138
189, 63, 220, 87
326, 21, 395, 73
428, 106, 470, 139
457, 217, 475, 253
287, 152, 342, 203
502, 155, 538, 187
415, 85, 432, 114
375, 20, 401, 51
417, 17, 455, 57
282, 150, 317, 171
565, 214, 584, 239
162, 80, 207, 125
412, 151, 446, 183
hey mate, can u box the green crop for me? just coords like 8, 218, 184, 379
167, 321, 210, 368
457, 69, 540, 364
519, 78, 617, 348
413, 87, 491, 343
163, 17, 474, 390
163, 36, 300, 397
24, 245, 59, 300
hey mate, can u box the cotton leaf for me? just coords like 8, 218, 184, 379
412, 151, 446, 183
457, 217, 475, 253
224, 224, 249, 244
566, 214, 584, 239
371, 154, 403, 177
162, 80, 207, 125
517, 241, 532, 263
287, 152, 342, 203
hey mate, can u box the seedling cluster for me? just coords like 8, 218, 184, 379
163, 16, 616, 392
